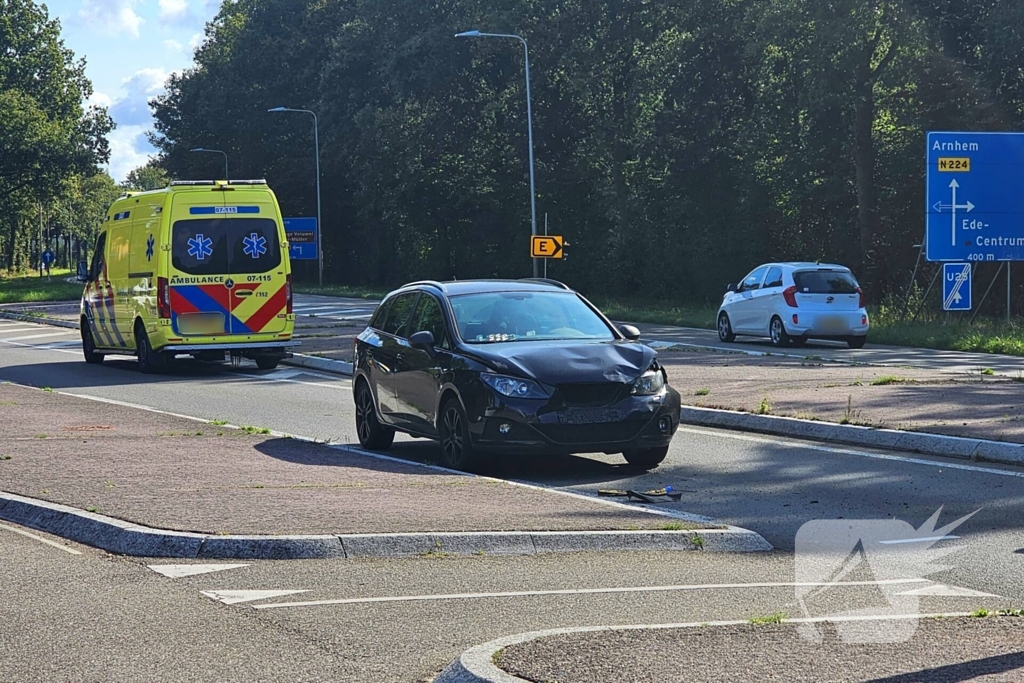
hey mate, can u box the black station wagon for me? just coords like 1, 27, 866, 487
352, 279, 681, 470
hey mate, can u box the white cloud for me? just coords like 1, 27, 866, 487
188, 32, 205, 51
163, 39, 184, 52
88, 91, 113, 109
78, 0, 143, 39
158, 0, 193, 25
106, 125, 156, 183
108, 68, 170, 126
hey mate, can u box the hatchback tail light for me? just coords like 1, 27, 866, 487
783, 286, 799, 308
285, 274, 293, 314
857, 287, 865, 309
157, 277, 171, 318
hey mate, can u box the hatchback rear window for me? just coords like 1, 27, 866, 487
793, 270, 859, 294
172, 218, 281, 276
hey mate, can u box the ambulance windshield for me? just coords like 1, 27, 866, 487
172, 219, 281, 276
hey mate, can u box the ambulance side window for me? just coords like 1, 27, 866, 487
89, 233, 107, 281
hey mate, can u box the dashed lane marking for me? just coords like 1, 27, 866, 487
251, 578, 931, 610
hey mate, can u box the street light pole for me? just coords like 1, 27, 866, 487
268, 107, 323, 288
456, 30, 539, 278
189, 148, 229, 180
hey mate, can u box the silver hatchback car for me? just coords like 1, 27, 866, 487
717, 262, 869, 348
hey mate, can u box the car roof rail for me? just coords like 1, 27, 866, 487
169, 180, 217, 186
226, 179, 268, 185
403, 280, 447, 293
519, 278, 571, 290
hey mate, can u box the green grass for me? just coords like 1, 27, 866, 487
749, 612, 786, 625
694, 388, 711, 396
239, 425, 271, 435
0, 270, 83, 304
871, 375, 911, 386
971, 608, 991, 618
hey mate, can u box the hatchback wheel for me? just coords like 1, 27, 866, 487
355, 381, 394, 450
847, 335, 867, 349
769, 316, 790, 347
717, 312, 736, 343
623, 446, 669, 470
439, 398, 481, 472
81, 321, 104, 365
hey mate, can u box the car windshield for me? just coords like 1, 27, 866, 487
450, 291, 615, 344
793, 270, 859, 294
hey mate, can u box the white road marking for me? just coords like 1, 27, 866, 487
0, 327, 54, 334
202, 589, 308, 605
0, 522, 82, 555
676, 426, 1024, 478
251, 578, 930, 610
896, 584, 999, 597
0, 331, 73, 342
880, 535, 960, 545
148, 563, 249, 578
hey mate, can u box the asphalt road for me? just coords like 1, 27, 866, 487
3, 317, 1024, 680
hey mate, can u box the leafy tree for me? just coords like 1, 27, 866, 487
122, 162, 170, 191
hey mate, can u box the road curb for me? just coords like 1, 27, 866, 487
0, 491, 771, 559
432, 614, 975, 683
680, 406, 1024, 466
281, 352, 353, 376
0, 310, 79, 329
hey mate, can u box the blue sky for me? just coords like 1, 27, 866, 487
47, 0, 221, 181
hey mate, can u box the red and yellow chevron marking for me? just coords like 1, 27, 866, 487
231, 282, 288, 334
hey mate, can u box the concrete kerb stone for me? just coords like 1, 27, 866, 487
680, 405, 1024, 468
0, 310, 79, 329
281, 352, 353, 376
0, 491, 771, 559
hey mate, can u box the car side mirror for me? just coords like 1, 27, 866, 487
726, 283, 737, 293
409, 330, 435, 349
619, 324, 641, 341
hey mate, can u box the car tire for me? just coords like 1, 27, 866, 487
136, 323, 166, 374
623, 446, 669, 470
769, 316, 790, 347
255, 357, 280, 370
81, 320, 104, 365
790, 337, 807, 348
717, 312, 736, 343
847, 336, 867, 349
439, 397, 481, 472
354, 381, 395, 451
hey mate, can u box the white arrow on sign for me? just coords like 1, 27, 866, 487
931, 180, 975, 246
944, 264, 970, 310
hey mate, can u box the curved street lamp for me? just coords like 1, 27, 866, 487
456, 30, 539, 278
189, 147, 229, 180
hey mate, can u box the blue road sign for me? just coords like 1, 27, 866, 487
284, 217, 318, 261
41, 249, 55, 266
927, 132, 1024, 262
942, 263, 972, 311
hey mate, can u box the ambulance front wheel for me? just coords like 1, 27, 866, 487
81, 320, 104, 365
135, 322, 167, 374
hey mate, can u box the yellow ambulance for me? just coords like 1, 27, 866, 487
80, 179, 297, 373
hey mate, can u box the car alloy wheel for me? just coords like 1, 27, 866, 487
769, 316, 789, 347
718, 313, 735, 343
440, 399, 480, 472
355, 382, 394, 450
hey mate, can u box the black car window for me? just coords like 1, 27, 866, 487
368, 297, 393, 331
764, 267, 783, 289
171, 218, 281, 275
90, 232, 107, 281
794, 270, 860, 294
380, 292, 419, 337
451, 291, 614, 344
741, 267, 768, 291
409, 294, 448, 348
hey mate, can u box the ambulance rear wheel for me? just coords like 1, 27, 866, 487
81, 320, 104, 365
255, 357, 280, 371
135, 324, 166, 374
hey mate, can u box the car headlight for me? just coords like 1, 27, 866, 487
481, 373, 549, 399
632, 368, 666, 396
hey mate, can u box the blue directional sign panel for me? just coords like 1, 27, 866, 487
41, 249, 55, 266
283, 217, 318, 261
927, 132, 1024, 262
942, 263, 972, 311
